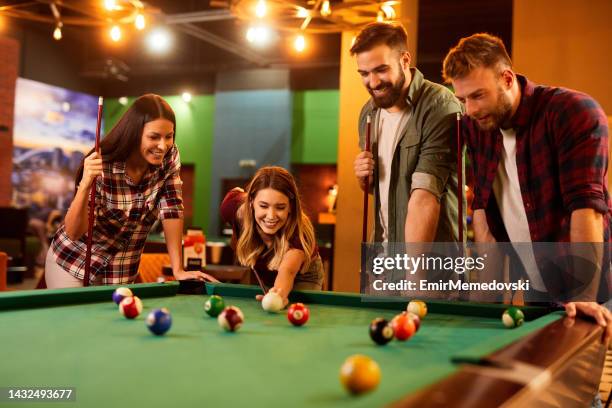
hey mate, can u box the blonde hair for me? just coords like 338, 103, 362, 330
442, 33, 512, 83
236, 166, 316, 272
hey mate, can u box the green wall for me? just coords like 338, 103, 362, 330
103, 89, 339, 235
103, 95, 215, 232
291, 90, 339, 164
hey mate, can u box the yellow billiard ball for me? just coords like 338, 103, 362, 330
407, 300, 428, 319
339, 354, 381, 395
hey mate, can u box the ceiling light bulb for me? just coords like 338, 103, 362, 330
381, 4, 396, 19
104, 0, 116, 11
147, 28, 171, 53
320, 0, 331, 17
297, 7, 309, 18
118, 97, 128, 106
294, 35, 305, 52
181, 92, 192, 103
53, 24, 62, 40
135, 14, 145, 30
110, 25, 121, 42
255, 0, 267, 18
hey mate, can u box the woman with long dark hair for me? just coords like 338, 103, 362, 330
221, 166, 324, 307
45, 94, 215, 288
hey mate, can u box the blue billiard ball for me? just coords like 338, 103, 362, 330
112, 287, 133, 305
146, 308, 172, 335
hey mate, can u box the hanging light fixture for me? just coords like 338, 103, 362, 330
294, 34, 305, 52
110, 25, 121, 42
53, 22, 63, 40
320, 0, 331, 17
255, 0, 267, 19
135, 13, 145, 30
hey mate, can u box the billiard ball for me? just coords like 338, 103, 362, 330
146, 308, 172, 335
502, 307, 525, 328
339, 354, 381, 395
369, 318, 394, 345
218, 306, 244, 332
407, 300, 427, 319
261, 292, 284, 313
204, 295, 225, 317
119, 296, 142, 319
391, 313, 416, 341
287, 303, 309, 326
112, 287, 133, 305
406, 312, 420, 332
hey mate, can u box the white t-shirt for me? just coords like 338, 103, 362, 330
493, 128, 545, 290
377, 108, 410, 241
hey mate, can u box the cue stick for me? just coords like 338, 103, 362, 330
456, 112, 464, 244
83, 96, 103, 287
362, 115, 372, 243
250, 267, 268, 295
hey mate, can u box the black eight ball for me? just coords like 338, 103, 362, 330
369, 317, 394, 345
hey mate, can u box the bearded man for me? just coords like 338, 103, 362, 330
352, 22, 463, 243
443, 33, 612, 337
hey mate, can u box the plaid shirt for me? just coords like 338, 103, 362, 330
51, 145, 183, 284
464, 74, 611, 242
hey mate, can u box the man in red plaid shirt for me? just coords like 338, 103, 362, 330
442, 34, 611, 339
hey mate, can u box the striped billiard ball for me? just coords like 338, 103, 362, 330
218, 306, 244, 332
502, 307, 525, 328
146, 308, 172, 335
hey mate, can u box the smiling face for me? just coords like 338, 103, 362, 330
452, 66, 515, 131
139, 118, 175, 165
252, 188, 291, 238
356, 44, 410, 111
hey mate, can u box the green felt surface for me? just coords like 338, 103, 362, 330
0, 284, 557, 408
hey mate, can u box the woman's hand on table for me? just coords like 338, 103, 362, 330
174, 269, 220, 283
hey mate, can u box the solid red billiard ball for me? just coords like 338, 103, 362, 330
287, 303, 309, 326
391, 313, 416, 341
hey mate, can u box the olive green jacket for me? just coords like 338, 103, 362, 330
358, 68, 464, 243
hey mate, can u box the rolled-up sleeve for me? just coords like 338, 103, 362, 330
411, 101, 462, 199
556, 94, 609, 214
158, 147, 184, 220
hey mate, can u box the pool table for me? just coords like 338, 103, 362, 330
0, 282, 606, 408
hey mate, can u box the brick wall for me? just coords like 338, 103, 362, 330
0, 36, 19, 206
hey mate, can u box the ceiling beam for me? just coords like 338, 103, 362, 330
163, 10, 235, 24
175, 23, 269, 67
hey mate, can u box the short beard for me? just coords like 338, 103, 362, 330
475, 87, 513, 131
368, 65, 406, 109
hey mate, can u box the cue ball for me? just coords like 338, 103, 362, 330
369, 318, 394, 345
407, 300, 427, 319
119, 296, 143, 319
218, 306, 244, 332
339, 354, 381, 395
502, 307, 525, 328
146, 308, 172, 335
261, 292, 284, 313
204, 295, 225, 317
112, 287, 133, 305
287, 303, 310, 326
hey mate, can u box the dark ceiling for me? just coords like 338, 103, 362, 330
1, 0, 512, 95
